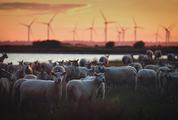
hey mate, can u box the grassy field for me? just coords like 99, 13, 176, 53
1, 60, 178, 120
1, 86, 177, 120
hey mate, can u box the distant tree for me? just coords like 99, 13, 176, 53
105, 41, 115, 48
33, 40, 62, 48
133, 41, 145, 49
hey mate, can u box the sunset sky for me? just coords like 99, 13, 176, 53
0, 0, 177, 43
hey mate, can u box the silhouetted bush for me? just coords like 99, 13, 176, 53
105, 41, 115, 48
33, 40, 62, 48
133, 41, 145, 49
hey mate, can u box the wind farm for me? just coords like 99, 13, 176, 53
1, 10, 177, 47
1, 1, 178, 120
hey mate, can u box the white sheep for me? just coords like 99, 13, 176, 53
102, 66, 137, 89
122, 55, 133, 65
19, 70, 66, 113
99, 55, 109, 66
0, 78, 10, 99
157, 66, 172, 89
144, 64, 159, 72
136, 69, 157, 92
66, 73, 105, 102
129, 62, 143, 72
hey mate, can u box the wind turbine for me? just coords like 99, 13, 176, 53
20, 19, 35, 42
132, 17, 143, 42
39, 14, 57, 40
161, 24, 175, 46
153, 27, 162, 44
116, 27, 122, 43
86, 18, 96, 42
71, 24, 78, 42
119, 24, 129, 42
100, 11, 117, 43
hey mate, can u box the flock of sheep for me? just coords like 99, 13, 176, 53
0, 50, 178, 115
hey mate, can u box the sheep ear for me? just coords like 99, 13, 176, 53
94, 72, 99, 76
51, 71, 57, 76
62, 72, 66, 76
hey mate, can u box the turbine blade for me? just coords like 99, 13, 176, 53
132, 17, 137, 26
160, 24, 166, 29
38, 22, 48, 25
92, 17, 95, 28
107, 21, 117, 24
100, 10, 107, 21
20, 23, 28, 27
49, 13, 57, 24
30, 18, 36, 26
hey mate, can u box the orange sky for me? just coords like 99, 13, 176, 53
0, 0, 177, 43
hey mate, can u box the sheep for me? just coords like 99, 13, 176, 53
138, 50, 154, 67
99, 55, 109, 66
0, 68, 11, 80
144, 64, 159, 72
93, 64, 137, 87
66, 73, 105, 102
24, 74, 37, 79
12, 79, 27, 106
11, 73, 37, 106
122, 55, 133, 65
64, 64, 94, 83
157, 66, 173, 90
163, 72, 178, 97
136, 69, 157, 92
138, 54, 149, 67
19, 70, 66, 113
154, 50, 162, 63
167, 53, 176, 63
104, 66, 137, 89
0, 78, 10, 99
146, 49, 154, 59
0, 77, 11, 107
129, 62, 142, 72
79, 58, 88, 67
0, 53, 8, 63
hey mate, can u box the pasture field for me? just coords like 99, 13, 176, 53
0, 60, 178, 120
1, 84, 178, 120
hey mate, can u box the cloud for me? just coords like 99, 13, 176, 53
0, 2, 89, 13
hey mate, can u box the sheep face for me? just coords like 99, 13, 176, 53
93, 64, 105, 73
52, 72, 66, 84
3, 53, 8, 58
52, 65, 66, 73
95, 73, 105, 84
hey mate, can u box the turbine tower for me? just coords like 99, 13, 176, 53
40, 14, 57, 40
86, 18, 96, 42
153, 27, 161, 44
20, 19, 35, 42
119, 25, 129, 42
132, 17, 143, 42
116, 27, 121, 43
71, 24, 78, 42
100, 11, 116, 43
161, 24, 175, 46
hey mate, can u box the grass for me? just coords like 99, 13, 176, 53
1, 85, 178, 120
1, 60, 178, 120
